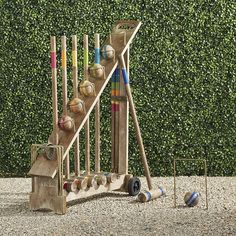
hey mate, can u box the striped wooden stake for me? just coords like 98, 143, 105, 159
61, 36, 70, 179
115, 68, 120, 173
84, 34, 89, 81
117, 47, 129, 174
50, 36, 58, 145
84, 34, 90, 176
95, 33, 100, 173
111, 72, 116, 172
72, 35, 80, 177
119, 55, 153, 190
111, 68, 120, 173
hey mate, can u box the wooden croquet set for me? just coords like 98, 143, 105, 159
28, 20, 165, 214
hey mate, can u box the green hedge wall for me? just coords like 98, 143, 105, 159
0, 0, 235, 177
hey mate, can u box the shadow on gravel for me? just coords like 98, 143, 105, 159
68, 192, 130, 207
0, 192, 57, 217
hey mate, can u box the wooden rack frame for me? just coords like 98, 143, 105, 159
28, 20, 142, 214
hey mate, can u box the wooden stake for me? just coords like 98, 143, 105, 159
94, 33, 101, 173
72, 35, 80, 176
117, 46, 129, 174
95, 98, 100, 173
72, 35, 79, 98
61, 36, 70, 178
83, 34, 90, 176
114, 68, 119, 173
61, 36, 68, 115
50, 36, 58, 145
84, 34, 89, 81
119, 55, 153, 190
85, 117, 90, 175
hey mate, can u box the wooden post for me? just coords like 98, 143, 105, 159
84, 34, 90, 176
95, 95, 100, 173
72, 35, 80, 176
111, 69, 119, 173
84, 34, 89, 81
114, 68, 119, 173
118, 46, 129, 174
85, 118, 90, 175
50, 36, 58, 145
94, 33, 100, 173
111, 71, 115, 172
119, 55, 153, 190
61, 36, 70, 179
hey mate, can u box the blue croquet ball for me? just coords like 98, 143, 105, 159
184, 191, 199, 207
102, 45, 115, 60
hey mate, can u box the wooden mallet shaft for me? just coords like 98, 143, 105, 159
94, 33, 101, 173
83, 34, 90, 175
50, 36, 58, 145
119, 55, 153, 190
72, 35, 80, 176
61, 36, 68, 115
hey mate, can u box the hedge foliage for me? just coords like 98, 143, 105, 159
0, 0, 235, 177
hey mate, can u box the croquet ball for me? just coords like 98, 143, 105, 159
69, 97, 84, 114
63, 182, 71, 192
58, 115, 74, 131
102, 45, 115, 60
89, 63, 104, 79
80, 80, 95, 96
184, 191, 199, 207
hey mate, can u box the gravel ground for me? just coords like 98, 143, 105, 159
0, 176, 235, 236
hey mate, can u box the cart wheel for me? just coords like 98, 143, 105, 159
128, 177, 141, 196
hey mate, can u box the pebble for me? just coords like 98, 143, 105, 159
0, 177, 235, 235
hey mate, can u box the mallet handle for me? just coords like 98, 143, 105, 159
119, 55, 153, 190
50, 36, 58, 145
61, 36, 68, 115
72, 35, 78, 98
83, 34, 89, 81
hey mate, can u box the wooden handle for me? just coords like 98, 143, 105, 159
72, 35, 78, 98
61, 36, 67, 115
83, 34, 89, 81
50, 36, 58, 145
94, 33, 100, 64
119, 55, 153, 190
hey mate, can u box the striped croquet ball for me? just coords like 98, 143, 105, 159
89, 63, 104, 79
58, 115, 73, 131
184, 191, 199, 207
69, 98, 84, 114
80, 80, 95, 97
102, 45, 115, 60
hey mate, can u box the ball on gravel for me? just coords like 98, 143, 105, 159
184, 191, 199, 207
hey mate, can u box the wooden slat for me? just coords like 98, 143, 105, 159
85, 118, 90, 175
114, 68, 119, 173
72, 35, 80, 177
28, 155, 58, 178
118, 47, 129, 174
50, 36, 58, 145
74, 135, 80, 176
61, 36, 70, 179
95, 98, 100, 173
